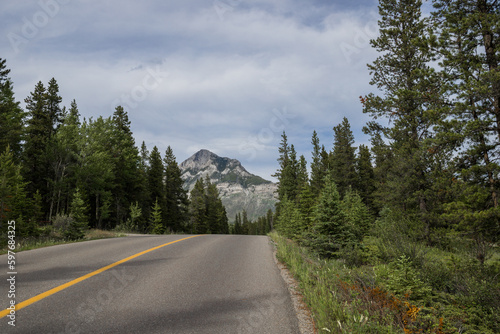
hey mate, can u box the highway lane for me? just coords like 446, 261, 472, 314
0, 235, 301, 333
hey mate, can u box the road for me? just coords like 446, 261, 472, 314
0, 235, 301, 334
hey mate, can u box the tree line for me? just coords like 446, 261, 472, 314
273, 0, 500, 264
0, 60, 228, 238
272, 1, 500, 331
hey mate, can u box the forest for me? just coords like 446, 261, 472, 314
0, 60, 230, 238
269, 0, 500, 333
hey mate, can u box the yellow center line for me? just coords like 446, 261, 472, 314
0, 235, 202, 318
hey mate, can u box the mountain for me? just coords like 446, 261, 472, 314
179, 149, 278, 222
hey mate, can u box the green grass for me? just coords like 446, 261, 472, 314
270, 231, 500, 334
0, 228, 125, 254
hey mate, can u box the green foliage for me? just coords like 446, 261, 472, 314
66, 188, 88, 240
0, 58, 24, 159
149, 198, 164, 234
275, 196, 306, 239
330, 117, 358, 197
376, 255, 432, 302
164, 146, 188, 232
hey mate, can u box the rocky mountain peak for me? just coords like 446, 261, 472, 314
179, 150, 277, 221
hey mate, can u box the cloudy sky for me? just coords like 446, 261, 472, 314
1, 0, 381, 181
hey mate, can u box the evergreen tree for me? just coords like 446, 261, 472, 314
45, 77, 63, 136
23, 81, 50, 200
341, 188, 373, 242
111, 106, 141, 227
233, 212, 242, 234
148, 146, 166, 229
433, 0, 500, 245
274, 132, 299, 201
303, 175, 350, 257
149, 198, 164, 234
330, 117, 358, 197
189, 178, 207, 233
310, 130, 326, 196
66, 188, 88, 240
275, 196, 306, 240
0, 58, 24, 159
356, 144, 376, 209
0, 147, 30, 231
76, 117, 114, 228
164, 146, 188, 232
47, 100, 81, 220
363, 0, 442, 229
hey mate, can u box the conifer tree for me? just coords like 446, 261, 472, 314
46, 78, 63, 136
189, 178, 207, 233
24, 81, 50, 198
363, 0, 442, 225
0, 59, 24, 159
149, 198, 164, 234
433, 0, 500, 244
0, 147, 29, 231
330, 117, 358, 197
148, 146, 166, 229
274, 132, 299, 201
111, 106, 141, 226
66, 188, 88, 240
310, 131, 326, 196
303, 175, 349, 257
164, 146, 188, 232
356, 144, 376, 209
233, 212, 242, 234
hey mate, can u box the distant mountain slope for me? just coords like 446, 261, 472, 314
179, 149, 277, 221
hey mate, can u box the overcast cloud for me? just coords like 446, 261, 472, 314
1, 0, 380, 180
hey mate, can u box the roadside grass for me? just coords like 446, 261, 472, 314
0, 228, 125, 254
269, 231, 500, 334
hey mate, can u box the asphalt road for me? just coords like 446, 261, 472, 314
0, 235, 301, 334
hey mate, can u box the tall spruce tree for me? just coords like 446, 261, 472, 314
189, 178, 207, 233
356, 144, 376, 209
330, 117, 358, 197
24, 81, 50, 207
148, 146, 166, 230
111, 106, 141, 227
310, 130, 326, 196
363, 0, 442, 228
433, 0, 500, 245
164, 146, 188, 232
0, 59, 24, 159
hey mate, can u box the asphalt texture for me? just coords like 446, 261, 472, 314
0, 234, 301, 334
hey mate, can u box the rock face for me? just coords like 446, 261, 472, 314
179, 149, 278, 222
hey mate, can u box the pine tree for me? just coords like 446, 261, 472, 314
66, 188, 88, 240
189, 178, 207, 233
24, 81, 50, 198
433, 0, 500, 246
233, 212, 242, 234
76, 117, 114, 228
274, 132, 299, 201
356, 144, 376, 209
303, 174, 349, 257
111, 106, 141, 227
0, 147, 30, 231
46, 78, 63, 136
149, 198, 164, 234
363, 0, 442, 227
0, 58, 24, 159
47, 99, 81, 220
148, 146, 166, 229
310, 130, 326, 196
330, 117, 358, 197
164, 146, 188, 232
